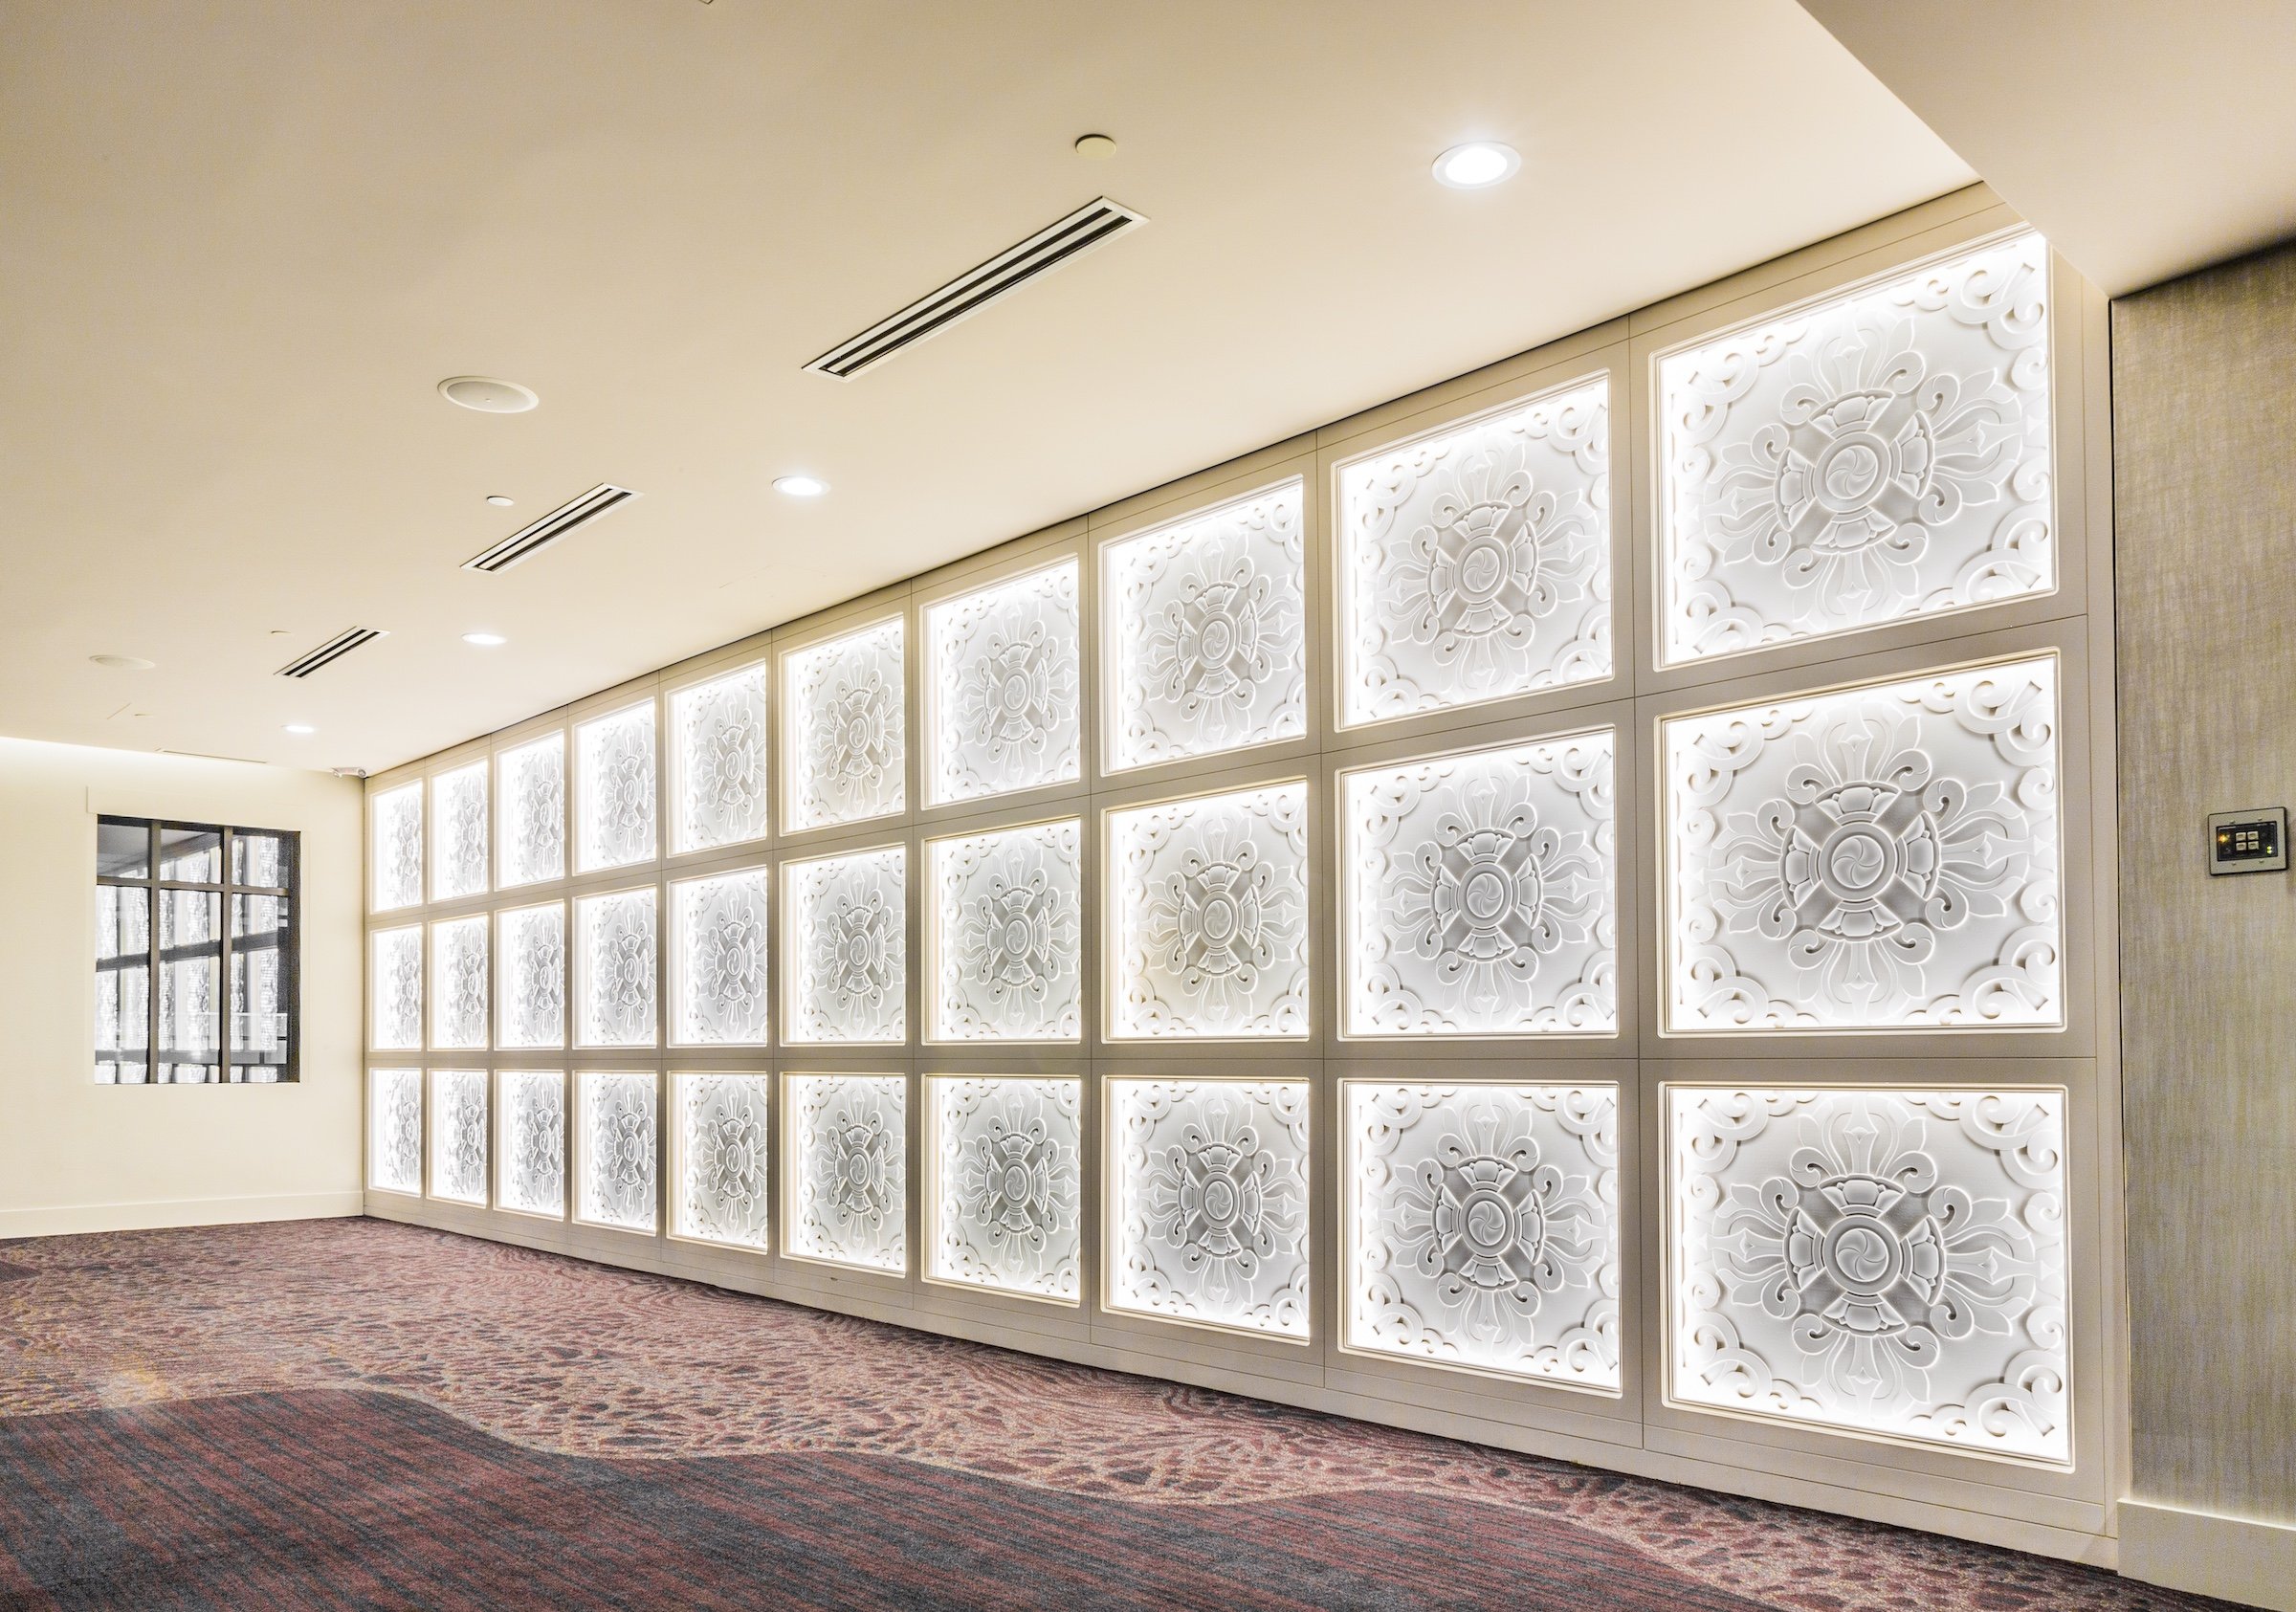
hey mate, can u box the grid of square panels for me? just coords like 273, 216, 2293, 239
361, 219, 2095, 1492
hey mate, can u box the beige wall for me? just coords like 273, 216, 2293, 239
2112, 240, 2296, 1604
0, 737, 364, 1233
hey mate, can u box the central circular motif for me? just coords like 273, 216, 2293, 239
1821, 826, 1894, 896
1198, 1175, 1239, 1228
843, 715, 874, 755
1196, 614, 1236, 665
844, 1151, 873, 1186
1822, 1215, 1903, 1295
1454, 530, 1509, 603
1198, 893, 1240, 944
1002, 917, 1033, 956
1460, 1189, 1512, 1255
999, 673, 1032, 713
1460, 864, 1512, 925
1000, 1162, 1032, 1202
1814, 432, 1888, 512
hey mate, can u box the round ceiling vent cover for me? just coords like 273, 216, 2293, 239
438, 376, 539, 413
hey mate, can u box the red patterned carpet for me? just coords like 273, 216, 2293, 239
0, 1220, 2233, 1610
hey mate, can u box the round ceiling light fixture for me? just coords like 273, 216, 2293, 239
438, 376, 539, 413
462, 631, 508, 647
89, 653, 155, 671
282, 723, 315, 736
774, 475, 828, 498
1073, 133, 1116, 160
485, 495, 516, 507
1432, 141, 1520, 189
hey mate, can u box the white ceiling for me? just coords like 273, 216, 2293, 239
1800, 0, 2296, 298
0, 0, 1972, 775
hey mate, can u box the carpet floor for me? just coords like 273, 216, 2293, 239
0, 1220, 2237, 1610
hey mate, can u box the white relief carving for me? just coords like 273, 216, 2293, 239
576, 703, 657, 872
786, 1074, 907, 1273
926, 560, 1082, 806
674, 1072, 771, 1250
578, 1071, 657, 1232
575, 888, 657, 1048
497, 902, 565, 1050
928, 820, 1082, 1043
785, 619, 905, 831
1660, 232, 2054, 665
672, 666, 770, 853
499, 1070, 565, 1218
430, 916, 490, 1050
1338, 376, 1612, 727
370, 926, 423, 1050
371, 784, 423, 912
497, 733, 566, 888
929, 1076, 1081, 1301
1343, 1082, 1620, 1387
1668, 1085, 2071, 1464
670, 870, 770, 1047
431, 762, 490, 901
1664, 654, 2062, 1032
1342, 731, 1617, 1037
368, 1068, 423, 1194
783, 847, 906, 1045
1109, 1079, 1312, 1338
430, 1069, 489, 1205
1104, 479, 1307, 772
1109, 781, 1310, 1040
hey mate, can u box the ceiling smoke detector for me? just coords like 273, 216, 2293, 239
438, 376, 539, 413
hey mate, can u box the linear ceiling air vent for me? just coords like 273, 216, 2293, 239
276, 627, 386, 678
462, 483, 641, 573
805, 196, 1147, 380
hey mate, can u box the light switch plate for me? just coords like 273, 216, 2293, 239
2207, 806, 2288, 874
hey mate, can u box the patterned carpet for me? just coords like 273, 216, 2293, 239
0, 1220, 2235, 1610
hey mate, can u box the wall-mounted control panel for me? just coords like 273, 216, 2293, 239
2207, 807, 2288, 874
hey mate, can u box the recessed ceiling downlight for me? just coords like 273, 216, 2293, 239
283, 724, 315, 736
90, 653, 155, 671
774, 475, 828, 497
438, 376, 540, 413
485, 495, 516, 507
462, 632, 507, 647
1432, 142, 1520, 189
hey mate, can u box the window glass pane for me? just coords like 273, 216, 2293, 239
232, 831, 289, 889
159, 888, 222, 1082
95, 884, 149, 1084
98, 819, 150, 880
231, 893, 291, 1076
158, 824, 223, 883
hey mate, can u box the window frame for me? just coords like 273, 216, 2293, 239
96, 815, 301, 1084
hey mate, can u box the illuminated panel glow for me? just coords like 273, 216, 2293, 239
782, 846, 906, 1045
925, 560, 1081, 806
498, 1070, 565, 1218
429, 1068, 489, 1204
576, 1071, 657, 1233
784, 619, 905, 831
785, 1073, 906, 1273
927, 820, 1081, 1043
928, 1075, 1081, 1301
674, 1071, 771, 1250
367, 1068, 423, 1194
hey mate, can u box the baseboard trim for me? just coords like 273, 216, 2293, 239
0, 1191, 364, 1238
2120, 1499, 2295, 1610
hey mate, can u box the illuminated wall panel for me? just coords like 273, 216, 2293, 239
669, 870, 770, 1047
673, 1071, 771, 1250
925, 560, 1081, 805
1103, 479, 1307, 772
497, 733, 566, 888
1342, 1081, 1619, 1388
1337, 376, 1611, 727
370, 925, 422, 1050
1108, 1078, 1311, 1337
576, 1071, 657, 1233
1658, 232, 2054, 666
783, 846, 905, 1045
497, 901, 565, 1050
928, 1075, 1081, 1301
429, 1068, 489, 1205
927, 820, 1082, 1043
785, 1073, 907, 1273
671, 665, 769, 854
370, 783, 422, 912
498, 1070, 565, 1218
367, 1068, 423, 1194
1341, 730, 1616, 1037
430, 761, 490, 901
574, 888, 657, 1048
576, 703, 657, 872
429, 916, 490, 1050
1663, 654, 2063, 1032
1667, 1085, 2071, 1464
784, 619, 905, 831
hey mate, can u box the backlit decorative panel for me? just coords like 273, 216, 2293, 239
927, 820, 1081, 1043
497, 902, 565, 1050
786, 1073, 906, 1272
429, 1069, 489, 1205
498, 1070, 565, 1218
674, 1072, 771, 1250
1109, 781, 1310, 1040
1343, 1082, 1620, 1387
371, 783, 422, 912
672, 665, 770, 853
1109, 1079, 1311, 1337
431, 762, 490, 901
370, 926, 422, 1050
575, 888, 657, 1048
783, 846, 906, 1045
1338, 377, 1611, 727
785, 619, 905, 831
1663, 655, 2062, 1031
577, 1071, 657, 1232
925, 560, 1082, 805
429, 916, 490, 1050
1104, 478, 1307, 772
670, 871, 770, 1046
497, 733, 566, 888
368, 1068, 423, 1194
1659, 232, 2054, 666
1668, 1085, 2070, 1464
1342, 731, 1617, 1038
576, 703, 657, 872
929, 1076, 1081, 1301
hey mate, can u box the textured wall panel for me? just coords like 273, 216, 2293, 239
497, 902, 565, 1050
669, 871, 770, 1047
929, 1076, 1081, 1301
925, 560, 1082, 806
498, 1070, 564, 1218
785, 1073, 906, 1273
369, 925, 422, 1050
430, 762, 489, 901
576, 704, 658, 872
785, 619, 905, 831
673, 1072, 771, 1250
429, 916, 489, 1050
782, 847, 905, 1045
928, 820, 1082, 1043
370, 784, 422, 912
429, 1069, 490, 1205
367, 1068, 423, 1195
574, 889, 657, 1049
577, 1071, 657, 1232
497, 733, 566, 889
671, 666, 770, 854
